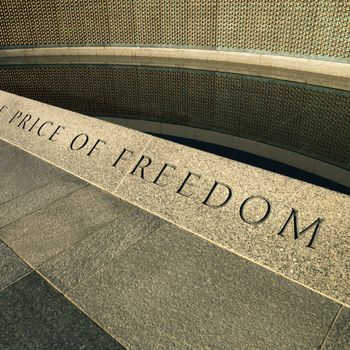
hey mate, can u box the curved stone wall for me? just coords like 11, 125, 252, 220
1, 47, 349, 91
0, 0, 349, 61
0, 65, 349, 170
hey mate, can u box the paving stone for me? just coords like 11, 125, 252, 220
0, 241, 31, 290
68, 224, 339, 350
39, 207, 165, 291
0, 145, 65, 205
0, 272, 125, 350
323, 306, 350, 350
0, 186, 133, 267
0, 173, 86, 229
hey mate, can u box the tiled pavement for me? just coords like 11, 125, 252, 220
0, 141, 349, 349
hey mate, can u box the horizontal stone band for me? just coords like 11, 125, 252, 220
0, 47, 349, 91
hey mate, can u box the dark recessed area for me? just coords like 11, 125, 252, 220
152, 133, 350, 195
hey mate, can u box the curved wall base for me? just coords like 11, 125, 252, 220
0, 47, 349, 91
99, 117, 350, 188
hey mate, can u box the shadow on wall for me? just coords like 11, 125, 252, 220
152, 133, 350, 195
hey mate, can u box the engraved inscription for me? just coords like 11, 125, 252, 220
5, 108, 324, 249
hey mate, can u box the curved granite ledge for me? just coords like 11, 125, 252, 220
0, 90, 349, 308
0, 47, 349, 91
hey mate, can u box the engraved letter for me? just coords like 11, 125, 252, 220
176, 171, 201, 198
17, 114, 32, 129
70, 133, 89, 150
239, 195, 271, 224
9, 111, 22, 124
49, 125, 66, 142
87, 138, 106, 156
28, 117, 40, 132
153, 163, 176, 187
278, 209, 323, 249
37, 121, 54, 137
112, 148, 134, 167
0, 105, 7, 113
130, 155, 152, 179
203, 181, 233, 208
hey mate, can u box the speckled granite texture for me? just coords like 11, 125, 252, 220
0, 90, 151, 194
0, 145, 65, 205
0, 171, 86, 229
116, 137, 350, 307
0, 90, 349, 308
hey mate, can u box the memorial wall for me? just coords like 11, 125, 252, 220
0, 1, 349, 184
0, 0, 348, 62
1, 2, 350, 347
0, 65, 349, 174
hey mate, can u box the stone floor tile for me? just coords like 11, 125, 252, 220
0, 272, 125, 350
322, 306, 350, 350
0, 173, 86, 228
0, 186, 133, 266
39, 207, 165, 291
0, 145, 64, 204
68, 224, 339, 350
0, 241, 31, 290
